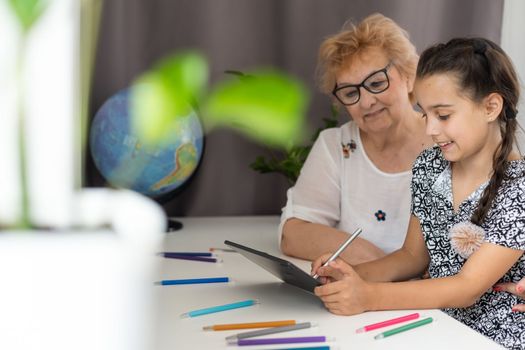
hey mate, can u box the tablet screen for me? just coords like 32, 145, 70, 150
224, 240, 321, 293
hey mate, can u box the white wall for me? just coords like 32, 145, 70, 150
501, 0, 525, 149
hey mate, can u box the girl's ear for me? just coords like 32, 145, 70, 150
484, 93, 504, 122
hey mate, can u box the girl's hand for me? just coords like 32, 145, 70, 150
311, 252, 337, 284
493, 277, 525, 312
313, 259, 371, 315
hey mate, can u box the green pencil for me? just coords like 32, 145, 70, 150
374, 317, 433, 340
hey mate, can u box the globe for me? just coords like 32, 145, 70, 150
90, 89, 204, 201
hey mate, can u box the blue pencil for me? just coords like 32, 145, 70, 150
180, 299, 259, 318
155, 277, 229, 286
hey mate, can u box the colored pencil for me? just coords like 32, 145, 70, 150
374, 317, 433, 340
155, 277, 229, 286
159, 252, 213, 257
181, 299, 259, 318
356, 313, 420, 333
209, 248, 237, 252
226, 322, 316, 342
203, 320, 296, 331
271, 347, 331, 350
161, 254, 221, 263
234, 336, 328, 346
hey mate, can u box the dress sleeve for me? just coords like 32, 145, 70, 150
483, 179, 525, 250
278, 128, 342, 247
410, 149, 433, 218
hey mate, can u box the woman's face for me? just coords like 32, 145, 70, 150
335, 47, 413, 134
414, 73, 494, 164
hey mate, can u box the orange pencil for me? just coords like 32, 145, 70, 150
202, 320, 296, 331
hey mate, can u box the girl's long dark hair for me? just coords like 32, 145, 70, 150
416, 38, 520, 225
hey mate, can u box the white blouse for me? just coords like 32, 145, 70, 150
279, 121, 411, 254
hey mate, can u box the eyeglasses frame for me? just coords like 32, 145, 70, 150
332, 62, 392, 106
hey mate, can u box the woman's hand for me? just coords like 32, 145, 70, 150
313, 259, 371, 315
493, 277, 525, 312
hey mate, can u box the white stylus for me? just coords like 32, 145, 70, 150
312, 227, 362, 279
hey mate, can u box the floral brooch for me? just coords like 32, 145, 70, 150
341, 140, 356, 158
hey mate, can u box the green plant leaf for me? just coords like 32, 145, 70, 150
204, 70, 308, 148
130, 51, 208, 147
8, 0, 48, 32
249, 105, 340, 185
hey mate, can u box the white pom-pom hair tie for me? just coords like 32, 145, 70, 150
449, 221, 486, 259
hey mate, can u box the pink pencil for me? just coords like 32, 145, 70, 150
356, 313, 420, 333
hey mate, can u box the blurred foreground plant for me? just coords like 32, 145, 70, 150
7, 0, 49, 229
130, 52, 309, 150
4, 0, 103, 230
250, 104, 340, 185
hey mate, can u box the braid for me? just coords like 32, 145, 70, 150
471, 117, 517, 225
470, 42, 520, 225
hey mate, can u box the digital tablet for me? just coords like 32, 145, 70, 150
224, 240, 321, 293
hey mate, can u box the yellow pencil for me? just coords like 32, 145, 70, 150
203, 320, 296, 331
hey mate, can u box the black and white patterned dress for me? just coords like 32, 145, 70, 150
411, 147, 525, 349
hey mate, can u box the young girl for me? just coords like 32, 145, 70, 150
311, 37, 525, 349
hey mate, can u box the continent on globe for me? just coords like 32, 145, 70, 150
90, 88, 204, 199
151, 143, 198, 191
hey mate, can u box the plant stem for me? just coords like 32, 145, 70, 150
16, 34, 31, 229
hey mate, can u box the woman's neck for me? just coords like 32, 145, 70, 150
359, 108, 432, 173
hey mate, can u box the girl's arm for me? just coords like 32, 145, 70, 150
311, 215, 429, 282
367, 242, 523, 311
313, 219, 524, 315
354, 215, 430, 282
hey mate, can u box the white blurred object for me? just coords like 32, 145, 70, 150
0, 0, 22, 225
0, 188, 167, 350
0, 2, 168, 348
0, 0, 79, 227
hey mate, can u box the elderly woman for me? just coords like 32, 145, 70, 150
279, 13, 433, 264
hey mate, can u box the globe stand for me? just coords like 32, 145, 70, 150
156, 191, 185, 232
167, 217, 183, 231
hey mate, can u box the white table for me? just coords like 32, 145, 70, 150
155, 216, 502, 349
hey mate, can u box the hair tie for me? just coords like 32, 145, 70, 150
472, 40, 487, 55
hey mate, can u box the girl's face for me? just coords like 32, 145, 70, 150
335, 47, 414, 134
414, 73, 496, 164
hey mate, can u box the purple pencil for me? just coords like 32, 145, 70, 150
162, 254, 221, 263
236, 336, 328, 346
159, 252, 213, 257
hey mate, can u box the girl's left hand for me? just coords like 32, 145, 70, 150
493, 277, 525, 312
313, 259, 371, 315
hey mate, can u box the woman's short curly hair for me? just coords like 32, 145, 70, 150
317, 13, 418, 101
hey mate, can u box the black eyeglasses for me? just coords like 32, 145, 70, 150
332, 63, 392, 106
